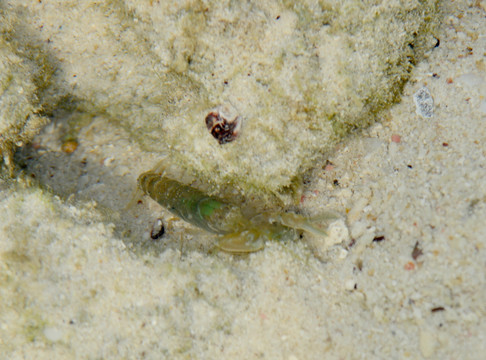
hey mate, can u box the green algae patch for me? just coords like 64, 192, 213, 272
4, 0, 441, 205
0, 7, 56, 176
0, 36, 49, 176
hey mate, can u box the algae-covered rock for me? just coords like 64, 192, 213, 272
4, 0, 440, 205
0, 9, 52, 176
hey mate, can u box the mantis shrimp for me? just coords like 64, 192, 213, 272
137, 162, 337, 254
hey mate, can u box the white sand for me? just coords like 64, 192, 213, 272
1, 1, 485, 359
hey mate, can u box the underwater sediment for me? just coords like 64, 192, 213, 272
1, 0, 441, 205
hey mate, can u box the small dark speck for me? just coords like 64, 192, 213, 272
434, 37, 440, 48
407, 164, 413, 169
431, 306, 445, 313
412, 241, 423, 260
354, 283, 358, 290
373, 235, 385, 242
69, 320, 74, 325
333, 179, 339, 186
432, 73, 439, 78
223, 80, 228, 85
468, 198, 480, 215
442, 142, 449, 147
73, 74, 77, 78
276, 15, 280, 20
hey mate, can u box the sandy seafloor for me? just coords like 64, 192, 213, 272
1, 1, 485, 360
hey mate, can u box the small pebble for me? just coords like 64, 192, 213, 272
413, 87, 434, 118
404, 261, 415, 271
103, 156, 115, 166
412, 241, 423, 260
325, 219, 350, 247
61, 139, 78, 154
372, 235, 385, 242
431, 306, 445, 313
150, 218, 165, 240
344, 279, 356, 291
338, 248, 349, 259
391, 134, 401, 143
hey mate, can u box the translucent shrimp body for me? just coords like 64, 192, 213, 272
138, 168, 333, 253
138, 170, 248, 235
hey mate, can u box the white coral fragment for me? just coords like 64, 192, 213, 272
413, 87, 434, 118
